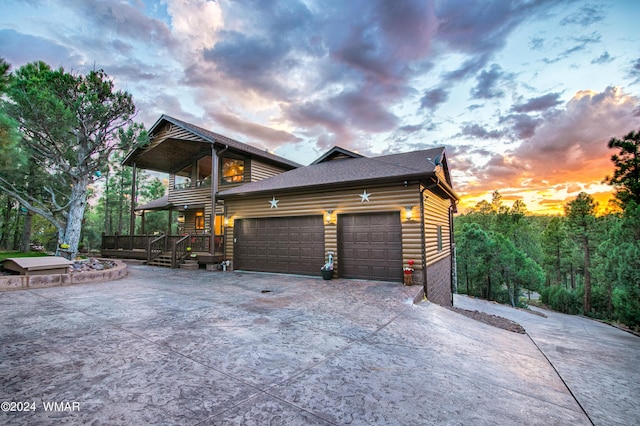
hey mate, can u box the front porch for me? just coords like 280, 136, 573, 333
100, 233, 225, 268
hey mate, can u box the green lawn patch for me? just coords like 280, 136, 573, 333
0, 251, 51, 262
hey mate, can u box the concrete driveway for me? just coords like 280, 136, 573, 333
0, 264, 617, 425
454, 294, 640, 426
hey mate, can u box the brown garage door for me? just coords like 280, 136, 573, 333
234, 216, 325, 276
338, 212, 403, 282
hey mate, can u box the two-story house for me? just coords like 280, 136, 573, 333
101, 115, 459, 306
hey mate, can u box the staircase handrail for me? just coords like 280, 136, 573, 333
147, 234, 166, 263
172, 234, 191, 268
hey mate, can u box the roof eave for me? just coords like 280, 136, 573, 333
218, 172, 435, 199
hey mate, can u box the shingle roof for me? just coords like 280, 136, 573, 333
135, 194, 171, 211
218, 147, 451, 198
159, 115, 302, 169
123, 115, 301, 171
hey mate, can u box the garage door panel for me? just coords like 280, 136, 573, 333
339, 212, 402, 282
234, 216, 324, 276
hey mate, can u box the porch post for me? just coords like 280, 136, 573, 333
129, 162, 137, 236
210, 143, 219, 254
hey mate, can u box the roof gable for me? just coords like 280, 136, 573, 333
123, 115, 301, 172
311, 146, 364, 164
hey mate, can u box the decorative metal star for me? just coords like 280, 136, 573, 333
359, 190, 371, 202
269, 196, 279, 208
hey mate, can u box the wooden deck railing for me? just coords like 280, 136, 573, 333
147, 234, 166, 263
101, 233, 223, 267
172, 235, 190, 268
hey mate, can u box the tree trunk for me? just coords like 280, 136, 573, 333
486, 273, 492, 301
555, 244, 561, 286
583, 235, 591, 314
19, 210, 32, 252
60, 177, 89, 260
0, 197, 12, 249
12, 211, 22, 250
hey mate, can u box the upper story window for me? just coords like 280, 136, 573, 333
174, 164, 192, 190
222, 158, 245, 184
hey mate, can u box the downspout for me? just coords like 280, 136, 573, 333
210, 143, 229, 254
420, 176, 440, 302
449, 201, 459, 306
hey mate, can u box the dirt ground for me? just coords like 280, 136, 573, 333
446, 306, 527, 333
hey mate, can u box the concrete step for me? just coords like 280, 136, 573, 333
180, 262, 199, 270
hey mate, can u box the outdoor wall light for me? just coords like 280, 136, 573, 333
405, 206, 414, 221
325, 210, 334, 224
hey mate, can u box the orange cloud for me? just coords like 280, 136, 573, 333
456, 86, 639, 215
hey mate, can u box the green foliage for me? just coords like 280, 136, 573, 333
0, 251, 50, 261
605, 129, 640, 207
540, 285, 582, 315
0, 60, 141, 259
457, 189, 640, 328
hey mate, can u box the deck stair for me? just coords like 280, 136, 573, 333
147, 252, 173, 268
146, 252, 210, 269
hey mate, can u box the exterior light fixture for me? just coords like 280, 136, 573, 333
405, 206, 413, 221
326, 210, 334, 224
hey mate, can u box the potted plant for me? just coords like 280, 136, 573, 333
403, 259, 415, 286
321, 263, 333, 280
321, 252, 334, 280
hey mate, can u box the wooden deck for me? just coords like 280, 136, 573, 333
101, 234, 224, 268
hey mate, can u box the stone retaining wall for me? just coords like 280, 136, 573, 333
0, 260, 127, 291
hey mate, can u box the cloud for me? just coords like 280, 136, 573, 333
165, 0, 223, 52
202, 0, 315, 98
470, 63, 512, 99
435, 0, 558, 87
559, 4, 606, 27
511, 93, 562, 113
0, 29, 81, 68
543, 32, 602, 64
469, 87, 640, 195
627, 57, 640, 83
591, 51, 613, 65
62, 0, 175, 48
207, 109, 301, 148
459, 124, 504, 140
420, 87, 449, 110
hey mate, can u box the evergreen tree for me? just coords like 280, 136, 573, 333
565, 192, 597, 314
605, 129, 640, 207
0, 61, 141, 259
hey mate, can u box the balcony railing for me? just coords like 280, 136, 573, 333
172, 178, 211, 191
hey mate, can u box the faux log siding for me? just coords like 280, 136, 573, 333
168, 185, 211, 207
176, 204, 224, 235
422, 187, 452, 266
224, 184, 424, 274
145, 124, 206, 153
251, 160, 288, 182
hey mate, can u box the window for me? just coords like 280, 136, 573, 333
174, 164, 192, 189
213, 215, 224, 236
437, 225, 443, 252
222, 158, 245, 183
195, 211, 205, 230
196, 156, 212, 186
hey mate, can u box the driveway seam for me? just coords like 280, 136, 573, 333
524, 331, 595, 425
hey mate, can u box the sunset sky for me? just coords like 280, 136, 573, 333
2, 0, 639, 214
